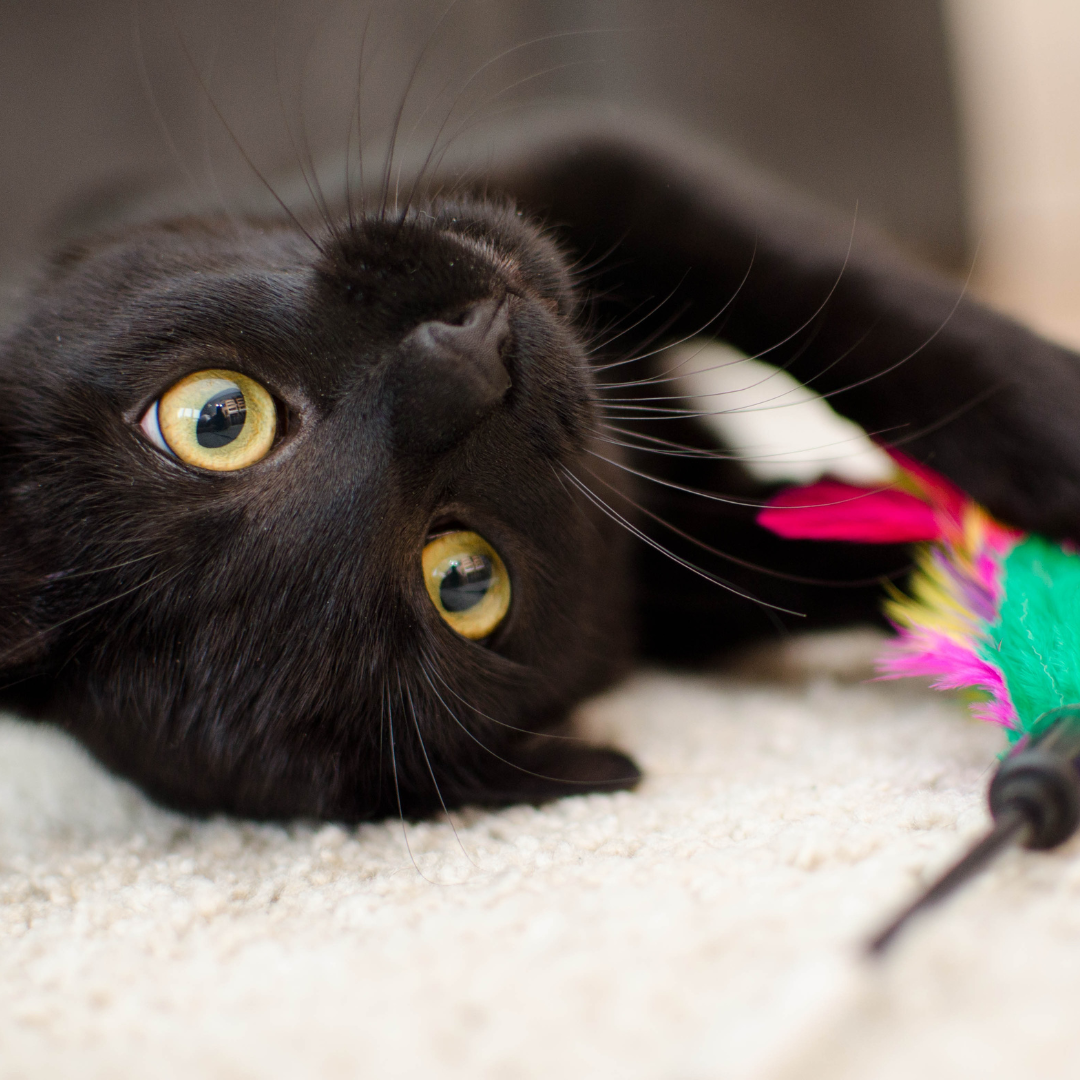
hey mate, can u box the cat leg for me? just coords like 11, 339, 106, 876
483, 114, 1080, 541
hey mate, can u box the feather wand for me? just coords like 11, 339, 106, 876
758, 452, 1080, 953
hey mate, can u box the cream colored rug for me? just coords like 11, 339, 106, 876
4, 626, 1077, 1079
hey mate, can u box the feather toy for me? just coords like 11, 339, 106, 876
758, 449, 1080, 747
757, 452, 1080, 952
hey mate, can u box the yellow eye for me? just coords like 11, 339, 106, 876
422, 531, 511, 640
142, 369, 277, 471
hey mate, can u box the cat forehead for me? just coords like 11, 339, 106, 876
314, 199, 567, 304
39, 197, 567, 338
62, 211, 513, 293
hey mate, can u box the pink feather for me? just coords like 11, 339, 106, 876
756, 450, 1026, 736
757, 479, 940, 542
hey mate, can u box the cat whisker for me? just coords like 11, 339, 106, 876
408, 57, 600, 213
580, 463, 908, 588
878, 382, 1008, 448
584, 277, 693, 359
131, 10, 203, 205
590, 248, 758, 374
162, 4, 322, 252
384, 673, 464, 885
805, 260, 977, 407
592, 330, 878, 419
601, 245, 976, 424
24, 565, 187, 696
594, 311, 825, 397
421, 649, 583, 741
401, 674, 476, 868
419, 660, 627, 787
565, 235, 636, 286
592, 202, 859, 386
594, 316, 875, 401
270, 12, 336, 237
590, 206, 855, 379
0, 563, 184, 696
344, 3, 377, 226
595, 421, 900, 467
591, 432, 743, 462
404, 26, 641, 212
41, 549, 164, 583
584, 449, 894, 511
590, 296, 739, 374
44, 565, 183, 645
383, 675, 436, 883
558, 464, 803, 615
382, 0, 463, 218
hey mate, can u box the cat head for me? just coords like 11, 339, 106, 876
0, 197, 640, 820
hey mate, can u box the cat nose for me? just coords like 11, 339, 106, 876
411, 299, 511, 380
391, 298, 512, 452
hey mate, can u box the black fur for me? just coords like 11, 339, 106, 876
3, 113, 1080, 821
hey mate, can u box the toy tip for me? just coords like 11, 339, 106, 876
866, 810, 1028, 958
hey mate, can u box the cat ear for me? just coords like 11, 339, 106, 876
479, 739, 641, 806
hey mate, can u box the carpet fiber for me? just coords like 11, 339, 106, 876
3, 629, 1077, 1078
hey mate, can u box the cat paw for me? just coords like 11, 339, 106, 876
478, 741, 642, 806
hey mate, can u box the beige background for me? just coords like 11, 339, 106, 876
948, 0, 1080, 344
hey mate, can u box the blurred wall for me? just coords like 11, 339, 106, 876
946, 0, 1080, 346
0, 0, 966, 286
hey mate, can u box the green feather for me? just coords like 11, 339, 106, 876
982, 536, 1080, 740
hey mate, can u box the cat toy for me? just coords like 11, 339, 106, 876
757, 451, 1080, 953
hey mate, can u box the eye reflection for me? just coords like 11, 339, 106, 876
141, 369, 276, 471
439, 553, 494, 612
422, 531, 510, 639
196, 388, 247, 448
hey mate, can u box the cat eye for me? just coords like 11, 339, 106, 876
140, 369, 277, 471
422, 530, 511, 640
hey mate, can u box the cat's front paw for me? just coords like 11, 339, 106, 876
478, 741, 641, 806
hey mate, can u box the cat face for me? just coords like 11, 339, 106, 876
0, 198, 640, 820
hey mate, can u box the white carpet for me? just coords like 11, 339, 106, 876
4, 628, 1079, 1079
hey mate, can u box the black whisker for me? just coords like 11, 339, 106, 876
131, 8, 203, 202
45, 549, 164, 582
408, 58, 599, 213
585, 274, 693, 358
270, 13, 335, 236
382, 0, 462, 218
164, 3, 322, 252
404, 27, 635, 210
0, 563, 184, 697
595, 306, 825, 399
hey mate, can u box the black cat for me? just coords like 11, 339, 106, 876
2, 111, 1079, 821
